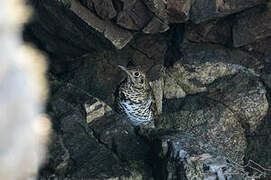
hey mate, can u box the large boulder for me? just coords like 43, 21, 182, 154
150, 131, 246, 180
159, 60, 269, 164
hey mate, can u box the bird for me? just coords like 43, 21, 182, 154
115, 65, 156, 128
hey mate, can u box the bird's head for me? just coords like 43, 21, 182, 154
118, 65, 148, 89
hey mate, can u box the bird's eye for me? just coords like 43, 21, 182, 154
134, 72, 140, 77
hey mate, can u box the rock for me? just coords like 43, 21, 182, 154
163, 62, 236, 97
142, 17, 169, 34
151, 131, 246, 179
130, 34, 168, 66
84, 96, 113, 124
144, 0, 192, 23
185, 19, 232, 45
70, 0, 133, 49
148, 65, 165, 115
51, 52, 126, 105
117, 0, 152, 31
79, 0, 94, 11
25, 0, 132, 55
39, 132, 70, 177
182, 42, 263, 71
159, 60, 269, 163
167, 0, 192, 23
92, 0, 117, 20
240, 37, 271, 88
190, 0, 266, 24
245, 108, 271, 178
143, 0, 168, 21
163, 77, 186, 99
233, 3, 271, 47
89, 114, 152, 166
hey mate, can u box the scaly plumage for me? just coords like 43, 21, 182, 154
115, 65, 156, 128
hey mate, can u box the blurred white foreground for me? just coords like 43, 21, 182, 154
0, 0, 50, 179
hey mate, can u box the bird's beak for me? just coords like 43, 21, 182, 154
118, 65, 132, 78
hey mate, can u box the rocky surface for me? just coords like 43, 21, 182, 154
160, 60, 268, 164
150, 132, 246, 180
233, 3, 271, 47
23, 0, 271, 179
190, 0, 266, 24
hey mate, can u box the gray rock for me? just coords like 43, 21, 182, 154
167, 0, 193, 23
143, 17, 169, 34
240, 37, 271, 88
92, 0, 117, 20
163, 61, 237, 98
148, 65, 165, 115
89, 114, 152, 166
143, 0, 168, 23
117, 0, 152, 31
159, 60, 268, 163
25, 0, 132, 53
245, 108, 271, 179
143, 0, 192, 26
70, 0, 133, 49
150, 131, 246, 180
233, 3, 271, 47
84, 97, 113, 124
182, 42, 263, 71
185, 19, 232, 45
190, 0, 266, 24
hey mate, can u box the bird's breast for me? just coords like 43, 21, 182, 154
120, 98, 153, 126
